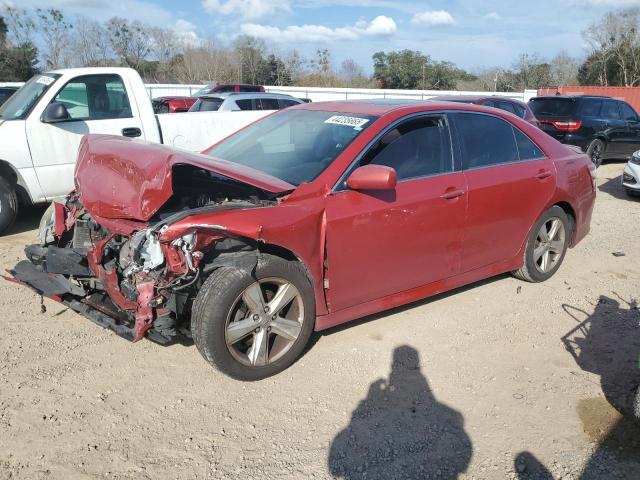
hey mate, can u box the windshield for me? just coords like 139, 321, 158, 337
529, 98, 577, 117
0, 73, 61, 120
208, 109, 377, 186
193, 84, 216, 97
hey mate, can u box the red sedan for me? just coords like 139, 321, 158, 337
7, 100, 596, 380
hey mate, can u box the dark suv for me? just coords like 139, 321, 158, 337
529, 95, 640, 167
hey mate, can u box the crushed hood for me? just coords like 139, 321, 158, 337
75, 134, 294, 221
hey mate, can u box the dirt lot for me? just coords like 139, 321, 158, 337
1, 162, 639, 480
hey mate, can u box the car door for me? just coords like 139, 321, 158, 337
25, 73, 144, 198
451, 112, 556, 272
618, 101, 640, 155
600, 99, 627, 156
324, 114, 467, 312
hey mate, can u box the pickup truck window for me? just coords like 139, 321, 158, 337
52, 74, 132, 121
0, 73, 61, 120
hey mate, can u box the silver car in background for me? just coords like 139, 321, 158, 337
189, 92, 305, 112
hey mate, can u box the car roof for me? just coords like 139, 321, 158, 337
531, 95, 613, 101
295, 98, 519, 116
199, 92, 299, 101
429, 95, 525, 104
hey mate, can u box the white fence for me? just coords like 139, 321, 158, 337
143, 83, 538, 103
0, 80, 538, 103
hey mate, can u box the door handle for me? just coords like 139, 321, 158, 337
536, 170, 553, 180
440, 189, 465, 200
122, 127, 142, 138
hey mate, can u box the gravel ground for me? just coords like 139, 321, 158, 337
1, 162, 639, 480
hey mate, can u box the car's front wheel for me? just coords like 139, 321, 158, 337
0, 176, 18, 235
512, 206, 571, 283
625, 187, 640, 198
192, 254, 315, 380
586, 139, 605, 168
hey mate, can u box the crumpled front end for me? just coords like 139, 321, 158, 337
8, 195, 213, 344
7, 191, 265, 344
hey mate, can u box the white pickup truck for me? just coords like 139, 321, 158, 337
0, 67, 271, 234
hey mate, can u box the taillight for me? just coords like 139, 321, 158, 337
548, 120, 582, 131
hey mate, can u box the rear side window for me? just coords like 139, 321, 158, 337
620, 102, 637, 121
514, 129, 544, 160
360, 115, 453, 180
579, 99, 602, 117
601, 100, 621, 119
497, 101, 517, 115
257, 98, 279, 110
236, 99, 254, 110
278, 99, 299, 109
214, 85, 235, 93
529, 98, 577, 117
454, 113, 518, 169
512, 104, 526, 118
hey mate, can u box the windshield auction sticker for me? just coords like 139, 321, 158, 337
36, 76, 55, 86
324, 115, 370, 129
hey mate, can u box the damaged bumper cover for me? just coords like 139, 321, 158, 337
5, 251, 174, 345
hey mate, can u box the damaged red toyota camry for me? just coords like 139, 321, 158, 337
6, 100, 596, 380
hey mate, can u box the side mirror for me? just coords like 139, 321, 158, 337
42, 102, 70, 123
346, 165, 397, 191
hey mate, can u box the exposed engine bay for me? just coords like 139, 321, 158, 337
11, 165, 280, 345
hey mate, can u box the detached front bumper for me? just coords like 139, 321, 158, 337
4, 252, 174, 345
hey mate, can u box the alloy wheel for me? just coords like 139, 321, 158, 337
533, 217, 566, 274
224, 277, 304, 367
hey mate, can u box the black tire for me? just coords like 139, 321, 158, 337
625, 187, 640, 198
0, 176, 18, 235
586, 138, 605, 168
191, 254, 315, 380
512, 206, 571, 283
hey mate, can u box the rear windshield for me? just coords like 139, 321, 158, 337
192, 98, 223, 112
528, 98, 577, 117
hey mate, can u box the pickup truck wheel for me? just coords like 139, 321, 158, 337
586, 139, 605, 168
191, 254, 315, 381
512, 206, 570, 283
0, 176, 18, 235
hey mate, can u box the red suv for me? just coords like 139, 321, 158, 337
153, 84, 266, 113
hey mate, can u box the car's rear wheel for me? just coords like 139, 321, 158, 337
191, 254, 315, 381
586, 139, 605, 168
0, 176, 18, 235
512, 206, 570, 283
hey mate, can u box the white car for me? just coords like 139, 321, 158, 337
188, 92, 304, 112
623, 151, 640, 197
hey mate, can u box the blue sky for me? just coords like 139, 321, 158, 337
11, 0, 640, 71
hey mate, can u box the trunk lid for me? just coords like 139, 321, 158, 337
75, 134, 294, 221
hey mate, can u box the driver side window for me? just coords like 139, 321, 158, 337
52, 74, 132, 121
359, 115, 453, 181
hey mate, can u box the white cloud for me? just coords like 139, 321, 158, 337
411, 10, 455, 26
173, 19, 201, 46
240, 15, 396, 43
202, 0, 291, 21
484, 12, 501, 21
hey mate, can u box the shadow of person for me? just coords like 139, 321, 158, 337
562, 295, 640, 422
328, 345, 472, 479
